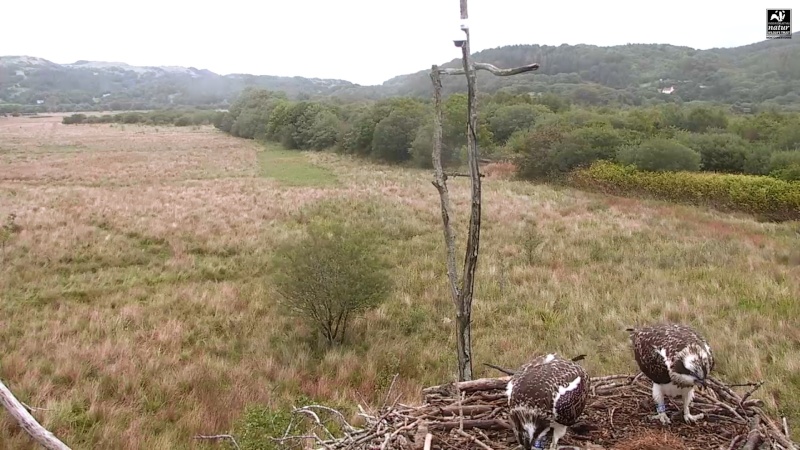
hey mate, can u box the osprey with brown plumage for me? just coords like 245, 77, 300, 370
627, 323, 714, 425
505, 353, 590, 450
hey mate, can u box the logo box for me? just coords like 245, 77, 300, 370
767, 9, 792, 39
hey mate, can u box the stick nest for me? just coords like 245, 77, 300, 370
282, 374, 797, 450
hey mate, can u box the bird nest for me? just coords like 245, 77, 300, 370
279, 374, 797, 450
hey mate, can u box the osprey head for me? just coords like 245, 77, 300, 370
671, 343, 713, 388
514, 416, 551, 450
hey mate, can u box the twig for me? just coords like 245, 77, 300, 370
740, 381, 765, 409
383, 373, 400, 408
726, 435, 743, 450
193, 434, 241, 450
296, 404, 357, 433
608, 406, 616, 431
444, 172, 486, 178
423, 433, 433, 450
742, 416, 763, 450
457, 428, 495, 450
20, 401, 53, 413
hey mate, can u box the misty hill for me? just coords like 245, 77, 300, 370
380, 32, 800, 108
2, 32, 799, 113
0, 56, 357, 112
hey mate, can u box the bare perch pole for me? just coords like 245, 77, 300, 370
430, 1, 540, 382
0, 378, 71, 450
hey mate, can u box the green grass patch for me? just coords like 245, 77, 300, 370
257, 144, 338, 187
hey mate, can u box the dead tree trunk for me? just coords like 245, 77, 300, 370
0, 378, 72, 450
430, 1, 540, 382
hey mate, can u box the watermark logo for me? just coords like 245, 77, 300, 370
767, 9, 792, 39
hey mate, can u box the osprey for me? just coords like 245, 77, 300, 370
627, 323, 714, 425
505, 353, 590, 450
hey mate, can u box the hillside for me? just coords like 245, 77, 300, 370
380, 32, 800, 108
0, 56, 356, 112
2, 32, 799, 112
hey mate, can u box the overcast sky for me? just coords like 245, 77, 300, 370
1, 0, 789, 85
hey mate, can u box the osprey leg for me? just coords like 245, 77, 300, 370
681, 386, 704, 423
649, 383, 671, 425
549, 423, 567, 450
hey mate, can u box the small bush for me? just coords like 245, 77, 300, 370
570, 160, 800, 221
62, 114, 87, 125
236, 405, 294, 450
617, 138, 701, 172
173, 115, 192, 126
514, 122, 573, 180
410, 124, 460, 169
271, 220, 391, 346
550, 126, 627, 172
674, 132, 749, 173
769, 150, 800, 181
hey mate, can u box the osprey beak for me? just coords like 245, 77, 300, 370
694, 378, 707, 389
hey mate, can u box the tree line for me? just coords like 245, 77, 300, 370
212, 87, 800, 220
214, 87, 799, 178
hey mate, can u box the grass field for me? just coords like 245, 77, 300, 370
0, 115, 798, 449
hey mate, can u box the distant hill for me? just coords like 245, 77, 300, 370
379, 32, 800, 108
0, 56, 357, 112
2, 32, 799, 112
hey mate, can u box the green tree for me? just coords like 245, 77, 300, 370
271, 220, 391, 346
675, 132, 749, 173
617, 138, 701, 172
488, 103, 550, 144
371, 103, 427, 162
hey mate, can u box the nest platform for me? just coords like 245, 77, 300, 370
283, 374, 797, 450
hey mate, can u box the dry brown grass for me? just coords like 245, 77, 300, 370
481, 161, 517, 180
0, 115, 798, 449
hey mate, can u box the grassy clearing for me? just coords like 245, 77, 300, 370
257, 143, 338, 187
0, 115, 798, 449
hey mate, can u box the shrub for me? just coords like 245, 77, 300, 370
617, 138, 701, 172
570, 160, 800, 221
513, 122, 572, 180
674, 132, 749, 173
769, 151, 800, 181
550, 126, 627, 172
62, 114, 87, 125
487, 103, 551, 144
271, 220, 391, 346
173, 115, 192, 126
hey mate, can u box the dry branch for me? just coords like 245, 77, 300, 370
438, 62, 540, 77
283, 373, 797, 450
0, 378, 71, 450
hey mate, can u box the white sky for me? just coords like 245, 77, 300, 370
0, 0, 793, 85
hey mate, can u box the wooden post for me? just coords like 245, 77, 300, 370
430, 1, 540, 382
0, 378, 72, 450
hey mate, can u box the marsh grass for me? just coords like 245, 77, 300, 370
0, 116, 798, 449
257, 144, 338, 187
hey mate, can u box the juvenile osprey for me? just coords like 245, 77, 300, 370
505, 353, 590, 450
627, 323, 714, 425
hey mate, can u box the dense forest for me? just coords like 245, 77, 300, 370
3, 31, 799, 113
